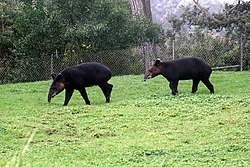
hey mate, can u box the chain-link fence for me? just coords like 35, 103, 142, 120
145, 37, 244, 70
0, 36, 248, 84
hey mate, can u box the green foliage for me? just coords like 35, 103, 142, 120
163, 28, 240, 68
0, 0, 163, 83
10, 0, 65, 58
164, 1, 250, 69
57, 48, 144, 76
1, 57, 50, 83
180, 1, 250, 68
0, 1, 14, 58
58, 0, 162, 51
0, 72, 249, 166
2, 0, 162, 59
181, 1, 250, 35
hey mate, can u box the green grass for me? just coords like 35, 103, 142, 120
0, 71, 249, 166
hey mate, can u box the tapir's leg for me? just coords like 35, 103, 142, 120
192, 79, 200, 93
99, 83, 113, 103
169, 81, 178, 95
64, 88, 74, 106
106, 83, 113, 102
78, 88, 90, 105
201, 78, 214, 94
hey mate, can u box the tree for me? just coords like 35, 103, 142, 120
6, 0, 162, 59
162, 0, 249, 69
52, 0, 162, 53
2, 0, 64, 59
0, 0, 14, 59
183, 0, 250, 38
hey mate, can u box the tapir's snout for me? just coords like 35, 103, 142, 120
144, 72, 152, 81
144, 75, 152, 81
48, 94, 52, 103
48, 78, 65, 104
51, 93, 56, 98
48, 92, 57, 103
48, 93, 52, 103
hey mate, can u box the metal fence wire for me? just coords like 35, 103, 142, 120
0, 36, 248, 84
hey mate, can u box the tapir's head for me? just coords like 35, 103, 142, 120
144, 59, 162, 81
48, 73, 65, 103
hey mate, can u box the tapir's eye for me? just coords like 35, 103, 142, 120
149, 69, 155, 73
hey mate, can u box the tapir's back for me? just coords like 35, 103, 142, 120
162, 57, 212, 80
61, 62, 111, 87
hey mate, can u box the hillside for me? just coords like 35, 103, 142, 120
151, 0, 225, 28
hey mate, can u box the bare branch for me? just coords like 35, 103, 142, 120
226, 0, 241, 14
192, 0, 223, 24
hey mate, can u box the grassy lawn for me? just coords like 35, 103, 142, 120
0, 71, 249, 166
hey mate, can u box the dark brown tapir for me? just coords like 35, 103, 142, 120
48, 62, 113, 106
144, 57, 214, 95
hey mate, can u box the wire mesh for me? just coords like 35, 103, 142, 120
0, 37, 246, 84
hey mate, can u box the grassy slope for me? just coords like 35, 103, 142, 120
0, 71, 249, 166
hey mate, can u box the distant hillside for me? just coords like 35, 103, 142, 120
151, 0, 225, 29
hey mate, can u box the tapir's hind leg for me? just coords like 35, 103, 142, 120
78, 88, 91, 105
99, 83, 113, 103
201, 78, 214, 94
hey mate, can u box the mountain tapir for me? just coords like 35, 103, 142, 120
144, 57, 214, 95
48, 62, 113, 106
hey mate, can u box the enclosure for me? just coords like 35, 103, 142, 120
1, 0, 249, 166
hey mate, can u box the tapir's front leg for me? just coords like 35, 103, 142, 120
64, 88, 74, 106
78, 88, 90, 105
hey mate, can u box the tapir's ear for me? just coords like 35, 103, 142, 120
154, 59, 161, 66
56, 73, 63, 82
51, 73, 56, 80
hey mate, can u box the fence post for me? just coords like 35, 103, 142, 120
240, 33, 243, 71
144, 44, 149, 72
50, 54, 53, 75
172, 30, 175, 60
